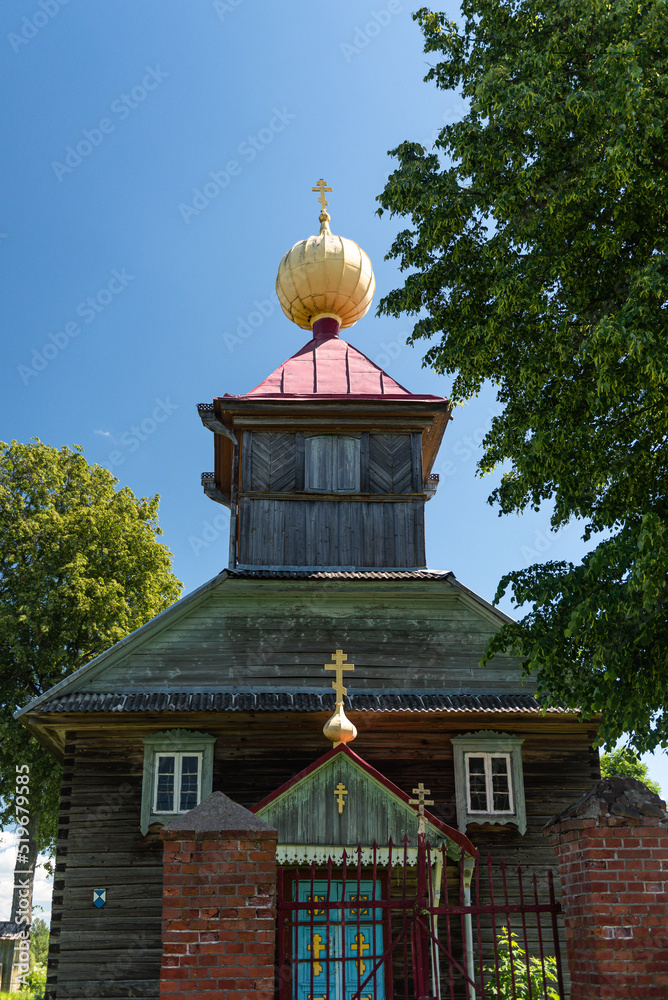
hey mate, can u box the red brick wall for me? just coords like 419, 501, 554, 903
159, 832, 278, 1000
548, 809, 668, 999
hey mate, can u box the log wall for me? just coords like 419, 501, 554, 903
45, 713, 599, 1000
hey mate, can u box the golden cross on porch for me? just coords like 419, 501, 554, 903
351, 932, 370, 974
324, 649, 354, 703
312, 178, 332, 213
409, 782, 434, 836
308, 932, 325, 976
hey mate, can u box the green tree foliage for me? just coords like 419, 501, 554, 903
0, 440, 182, 873
377, 1, 668, 752
600, 745, 663, 795
28, 918, 49, 969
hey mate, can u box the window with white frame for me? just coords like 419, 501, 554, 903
452, 732, 526, 835
141, 731, 215, 834
465, 753, 513, 815
153, 752, 202, 814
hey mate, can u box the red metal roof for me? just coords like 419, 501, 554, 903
223, 333, 446, 401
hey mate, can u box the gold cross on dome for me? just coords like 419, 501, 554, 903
312, 178, 332, 212
409, 782, 434, 836
324, 649, 354, 703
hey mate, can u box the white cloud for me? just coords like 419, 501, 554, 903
0, 831, 53, 925
94, 429, 112, 438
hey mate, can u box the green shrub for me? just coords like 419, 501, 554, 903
484, 929, 560, 999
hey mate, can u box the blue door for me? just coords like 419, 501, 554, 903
295, 880, 385, 1000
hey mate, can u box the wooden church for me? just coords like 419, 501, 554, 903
18, 183, 598, 1000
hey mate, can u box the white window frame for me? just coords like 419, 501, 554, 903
465, 752, 514, 815
141, 730, 215, 835
152, 751, 203, 815
451, 731, 526, 835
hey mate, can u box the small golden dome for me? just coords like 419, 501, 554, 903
323, 702, 358, 746
276, 184, 375, 331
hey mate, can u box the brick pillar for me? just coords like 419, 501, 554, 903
545, 776, 668, 999
159, 791, 278, 1000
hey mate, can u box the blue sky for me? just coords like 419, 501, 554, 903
0, 0, 665, 918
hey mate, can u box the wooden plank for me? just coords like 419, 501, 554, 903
295, 431, 305, 490
360, 432, 370, 493
411, 432, 423, 493
240, 431, 252, 492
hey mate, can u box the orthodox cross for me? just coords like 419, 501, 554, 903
350, 932, 369, 974
334, 781, 348, 814
324, 648, 354, 703
308, 932, 325, 976
312, 178, 332, 213
409, 782, 434, 836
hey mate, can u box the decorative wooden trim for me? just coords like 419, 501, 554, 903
451, 731, 526, 836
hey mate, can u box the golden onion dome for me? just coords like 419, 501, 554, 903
276, 180, 375, 331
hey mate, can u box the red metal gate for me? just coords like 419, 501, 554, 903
276, 836, 565, 1000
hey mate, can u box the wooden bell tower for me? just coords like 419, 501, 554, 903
198, 184, 451, 570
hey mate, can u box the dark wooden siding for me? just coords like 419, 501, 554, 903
48, 716, 597, 1000
46, 735, 162, 1000
247, 432, 297, 492
237, 497, 426, 568
368, 433, 420, 494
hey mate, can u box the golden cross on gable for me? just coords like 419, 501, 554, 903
312, 178, 332, 212
324, 649, 354, 703
409, 782, 434, 836
334, 781, 348, 814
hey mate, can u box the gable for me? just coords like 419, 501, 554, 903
17, 570, 531, 719
252, 744, 474, 862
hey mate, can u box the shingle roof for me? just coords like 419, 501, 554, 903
35, 691, 565, 714
0, 922, 23, 939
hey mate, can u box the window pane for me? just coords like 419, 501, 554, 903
179, 755, 200, 812
156, 756, 175, 812
467, 756, 488, 811
491, 757, 511, 812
